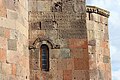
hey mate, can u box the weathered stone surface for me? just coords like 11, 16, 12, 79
0, 0, 7, 17
87, 5, 110, 80
103, 55, 110, 63
12, 64, 16, 75
0, 74, 2, 80
89, 69, 98, 79
37, 1, 51, 11
32, 48, 39, 59
30, 59, 40, 70
0, 62, 2, 73
63, 70, 72, 80
16, 65, 24, 76
23, 44, 29, 57
50, 59, 57, 71
66, 59, 74, 70
71, 48, 84, 58
7, 9, 18, 20
74, 58, 89, 70
56, 70, 63, 80
6, 50, 18, 64
28, 0, 110, 79
0, 0, 29, 79
0, 48, 6, 62
10, 29, 18, 39
0, 27, 10, 38
31, 22, 41, 30
98, 70, 104, 80
57, 59, 67, 70
0, 37, 7, 49
60, 48, 71, 59
4, 28, 10, 38
72, 70, 89, 80
8, 39, 17, 51
50, 49, 60, 59
88, 39, 96, 46
2, 63, 12, 74
0, 27, 5, 37
5, 0, 18, 10
0, 0, 111, 80
59, 29, 87, 39
28, 1, 37, 11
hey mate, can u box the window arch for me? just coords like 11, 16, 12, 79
40, 44, 49, 71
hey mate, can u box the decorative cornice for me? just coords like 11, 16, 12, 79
86, 5, 110, 18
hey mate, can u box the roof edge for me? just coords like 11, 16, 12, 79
86, 5, 110, 18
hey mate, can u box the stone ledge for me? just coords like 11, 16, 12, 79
86, 5, 110, 18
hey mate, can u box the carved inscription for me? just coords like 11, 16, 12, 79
54, 12, 86, 38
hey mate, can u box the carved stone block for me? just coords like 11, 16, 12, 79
60, 48, 71, 59
103, 55, 110, 63
8, 39, 17, 51
0, 27, 4, 37
88, 39, 96, 46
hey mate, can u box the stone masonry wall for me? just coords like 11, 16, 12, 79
0, 0, 111, 80
29, 0, 89, 80
0, 0, 29, 80
86, 6, 111, 80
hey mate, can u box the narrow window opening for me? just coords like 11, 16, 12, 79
40, 44, 49, 71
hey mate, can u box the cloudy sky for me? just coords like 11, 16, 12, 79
86, 0, 120, 80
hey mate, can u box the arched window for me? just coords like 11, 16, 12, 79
40, 44, 49, 71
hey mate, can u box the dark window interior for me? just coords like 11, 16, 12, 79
40, 44, 49, 71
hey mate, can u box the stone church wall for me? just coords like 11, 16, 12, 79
0, 0, 29, 80
0, 0, 111, 80
29, 0, 90, 80
86, 6, 111, 80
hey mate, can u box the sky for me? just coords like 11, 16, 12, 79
86, 0, 120, 80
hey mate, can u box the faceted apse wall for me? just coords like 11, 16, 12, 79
86, 6, 111, 80
0, 0, 29, 80
29, 0, 90, 80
